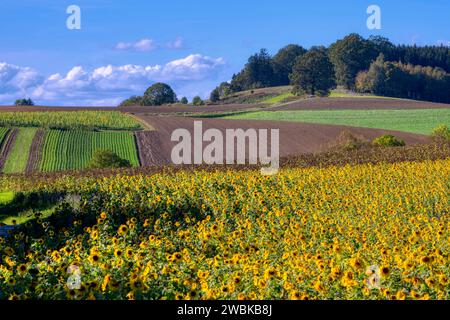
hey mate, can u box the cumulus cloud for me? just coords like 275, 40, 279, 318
0, 54, 225, 106
115, 37, 185, 52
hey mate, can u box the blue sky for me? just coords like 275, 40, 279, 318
0, 0, 449, 105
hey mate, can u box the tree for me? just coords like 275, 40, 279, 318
272, 44, 307, 85
14, 98, 34, 106
210, 82, 231, 101
328, 33, 378, 89
230, 49, 275, 91
118, 96, 143, 107
290, 47, 335, 96
209, 88, 220, 102
88, 149, 131, 169
192, 96, 204, 106
180, 97, 189, 104
142, 83, 177, 106
355, 54, 386, 94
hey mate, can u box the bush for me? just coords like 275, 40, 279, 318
373, 135, 405, 147
328, 130, 369, 152
119, 96, 143, 107
431, 125, 450, 141
192, 96, 204, 106
88, 150, 131, 169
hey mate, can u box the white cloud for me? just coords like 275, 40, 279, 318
115, 37, 185, 52
0, 62, 42, 94
166, 37, 184, 49
115, 38, 157, 52
0, 54, 225, 106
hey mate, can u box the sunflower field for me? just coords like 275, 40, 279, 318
0, 159, 449, 300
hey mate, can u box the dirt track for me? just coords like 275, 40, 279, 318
25, 129, 45, 174
135, 115, 430, 165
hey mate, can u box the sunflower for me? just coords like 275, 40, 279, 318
17, 264, 28, 274
88, 253, 100, 264
51, 251, 62, 263
118, 224, 128, 235
380, 266, 390, 277
114, 249, 123, 258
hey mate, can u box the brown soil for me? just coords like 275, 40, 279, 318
25, 129, 45, 174
135, 131, 166, 166
1, 97, 448, 115
271, 97, 450, 111
0, 129, 18, 171
134, 115, 430, 166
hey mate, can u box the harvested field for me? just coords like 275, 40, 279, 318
271, 97, 450, 111
135, 115, 430, 165
0, 129, 18, 171
120, 103, 269, 115
135, 131, 166, 166
25, 129, 45, 174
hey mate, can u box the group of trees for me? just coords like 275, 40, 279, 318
356, 54, 450, 103
210, 33, 450, 103
14, 98, 34, 106
120, 83, 177, 107
119, 83, 206, 107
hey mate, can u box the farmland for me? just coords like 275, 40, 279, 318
40, 130, 139, 172
1, 159, 449, 299
2, 128, 37, 174
0, 111, 141, 131
223, 109, 450, 134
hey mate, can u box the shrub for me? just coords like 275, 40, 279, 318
373, 134, 405, 147
88, 150, 131, 169
192, 96, 204, 106
328, 130, 369, 151
431, 125, 450, 141
119, 96, 143, 107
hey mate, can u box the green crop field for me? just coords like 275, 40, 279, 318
261, 92, 294, 104
0, 128, 9, 144
40, 130, 139, 172
0, 111, 141, 131
223, 108, 450, 134
2, 128, 37, 174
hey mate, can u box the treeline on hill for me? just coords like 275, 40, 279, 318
119, 82, 206, 107
211, 33, 450, 103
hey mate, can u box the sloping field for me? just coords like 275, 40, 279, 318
2, 128, 37, 174
223, 109, 450, 134
135, 115, 429, 165
272, 97, 450, 111
40, 130, 139, 172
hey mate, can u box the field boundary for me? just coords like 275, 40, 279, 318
25, 129, 45, 174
